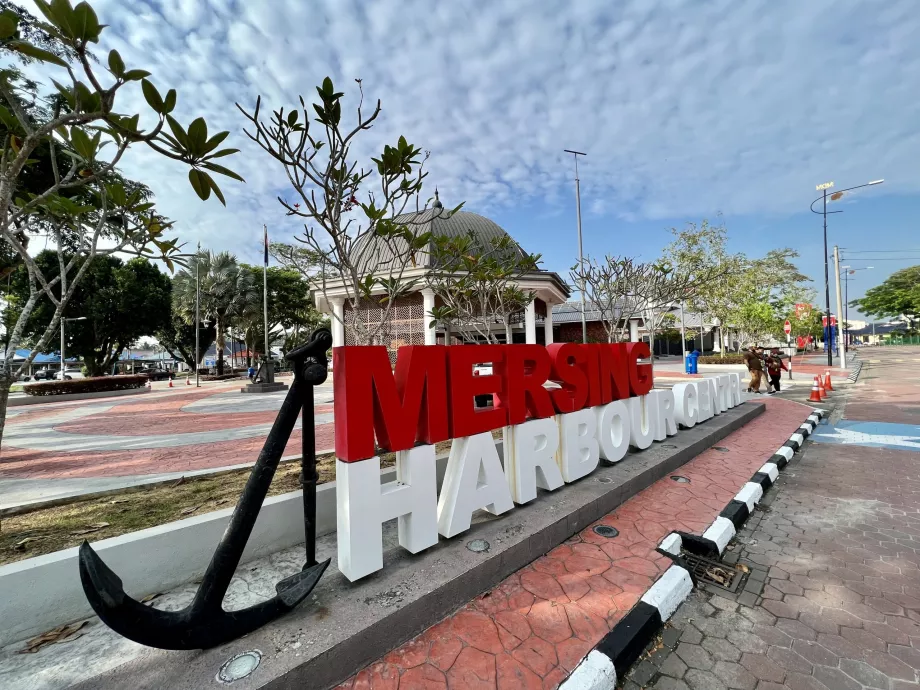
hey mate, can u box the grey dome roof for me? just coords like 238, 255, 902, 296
350, 207, 527, 273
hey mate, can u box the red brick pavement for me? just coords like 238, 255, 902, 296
336, 398, 812, 690
0, 385, 335, 478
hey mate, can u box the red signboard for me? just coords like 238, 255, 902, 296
333, 342, 653, 462
783, 320, 791, 335
795, 303, 812, 320
821, 316, 837, 328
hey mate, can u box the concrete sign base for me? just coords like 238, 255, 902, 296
66, 403, 762, 690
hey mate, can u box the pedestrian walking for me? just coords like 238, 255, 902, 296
247, 364, 256, 382
742, 345, 764, 393
766, 348, 788, 393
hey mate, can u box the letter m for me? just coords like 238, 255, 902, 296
334, 345, 448, 462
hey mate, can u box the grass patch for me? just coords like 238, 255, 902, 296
0, 437, 462, 566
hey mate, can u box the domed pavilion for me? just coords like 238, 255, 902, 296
314, 192, 570, 351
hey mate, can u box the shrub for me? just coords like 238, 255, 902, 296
697, 354, 747, 365
24, 375, 148, 397
202, 373, 242, 381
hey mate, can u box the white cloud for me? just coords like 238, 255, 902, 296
20, 0, 920, 264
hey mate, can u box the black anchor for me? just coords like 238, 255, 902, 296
78, 328, 333, 649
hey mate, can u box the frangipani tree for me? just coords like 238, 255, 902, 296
0, 0, 241, 443
426, 230, 541, 343
238, 78, 460, 346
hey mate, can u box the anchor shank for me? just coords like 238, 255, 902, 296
189, 380, 304, 616
299, 381, 319, 567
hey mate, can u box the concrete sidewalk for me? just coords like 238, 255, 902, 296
619, 345, 920, 690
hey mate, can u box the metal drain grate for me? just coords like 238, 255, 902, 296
682, 552, 744, 592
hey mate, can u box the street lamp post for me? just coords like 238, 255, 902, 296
811, 179, 883, 367
564, 149, 588, 343
60, 315, 87, 378
839, 265, 873, 348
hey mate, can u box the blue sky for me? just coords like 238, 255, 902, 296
23, 0, 920, 317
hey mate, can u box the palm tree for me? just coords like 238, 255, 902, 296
173, 250, 258, 375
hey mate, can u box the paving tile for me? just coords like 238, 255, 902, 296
684, 668, 728, 690
839, 658, 891, 689
812, 666, 861, 690
659, 651, 689, 679
739, 652, 786, 683
675, 642, 714, 671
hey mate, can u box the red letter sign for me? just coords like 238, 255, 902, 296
547, 343, 589, 413
334, 345, 448, 462
494, 344, 555, 425
447, 345, 508, 438
597, 343, 631, 402
626, 342, 653, 396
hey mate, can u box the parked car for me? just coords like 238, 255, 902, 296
31, 368, 55, 381
54, 368, 85, 380
139, 367, 172, 381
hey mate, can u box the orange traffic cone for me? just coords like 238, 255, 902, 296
145, 379, 151, 390
186, 376, 191, 386
823, 370, 834, 391
817, 375, 827, 399
168, 379, 173, 388
808, 377, 822, 402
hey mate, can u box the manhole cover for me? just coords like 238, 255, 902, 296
592, 525, 619, 538
217, 650, 262, 683
713, 446, 730, 452
682, 552, 743, 592
466, 539, 490, 553
597, 476, 613, 484
671, 475, 691, 483
662, 444, 678, 450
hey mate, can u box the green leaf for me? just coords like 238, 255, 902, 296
206, 172, 226, 206
202, 130, 229, 153
123, 69, 150, 81
165, 115, 190, 149
187, 117, 207, 153
5, 41, 68, 67
0, 11, 19, 39
163, 89, 176, 114
287, 110, 298, 126
72, 1, 101, 42
107, 49, 125, 77
205, 148, 239, 159
48, 0, 76, 38
69, 126, 94, 160
200, 161, 244, 182
0, 105, 20, 130
32, 1, 57, 26
141, 79, 164, 114
188, 169, 210, 201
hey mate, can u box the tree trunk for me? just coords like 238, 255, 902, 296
0, 375, 12, 450
216, 317, 225, 375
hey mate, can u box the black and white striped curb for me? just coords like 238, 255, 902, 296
848, 360, 863, 382
560, 407, 828, 689
560, 563, 693, 689
678, 407, 827, 558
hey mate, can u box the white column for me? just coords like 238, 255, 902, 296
330, 297, 345, 347
524, 299, 537, 345
629, 319, 640, 342
421, 288, 437, 345
544, 303, 554, 345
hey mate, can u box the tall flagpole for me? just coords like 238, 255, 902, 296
263, 225, 270, 376
195, 242, 201, 388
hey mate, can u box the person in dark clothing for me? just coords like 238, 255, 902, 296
742, 346, 764, 393
766, 349, 788, 393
